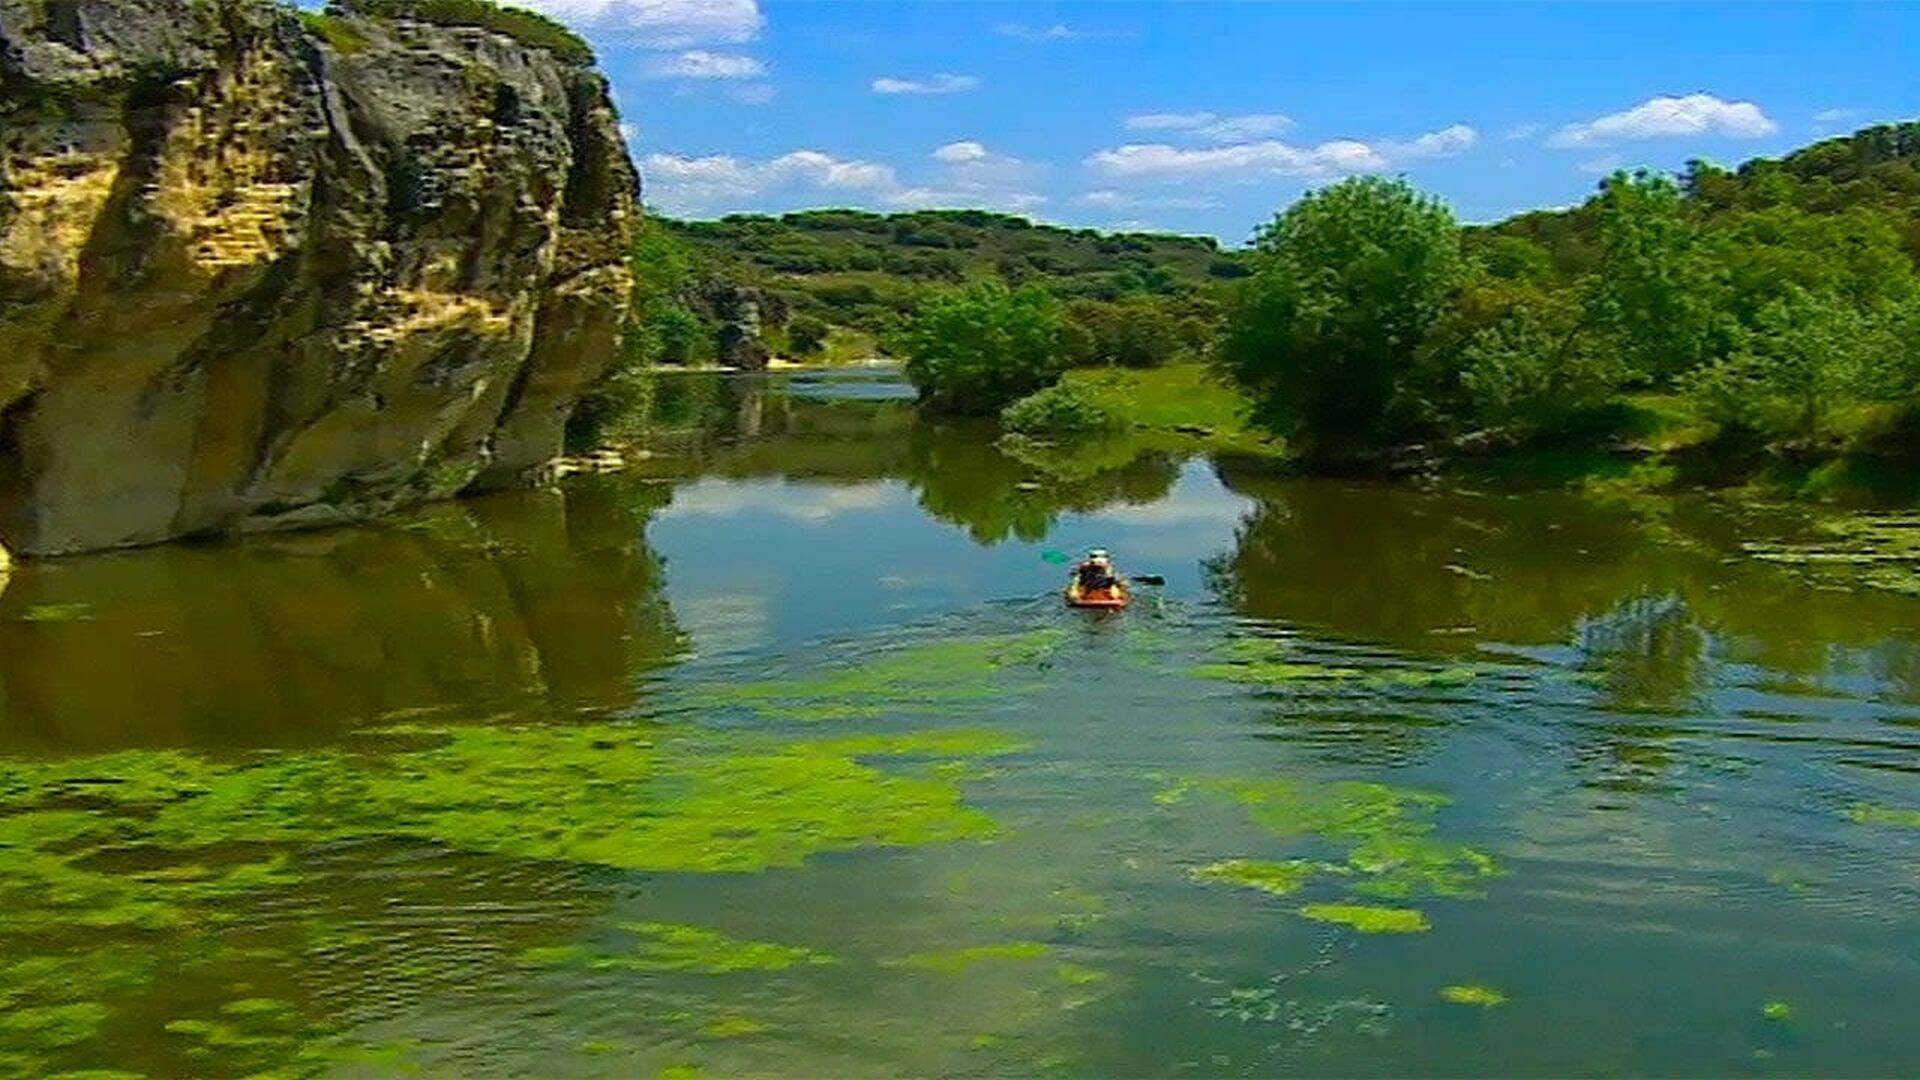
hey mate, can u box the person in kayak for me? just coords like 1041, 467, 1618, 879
1074, 549, 1120, 592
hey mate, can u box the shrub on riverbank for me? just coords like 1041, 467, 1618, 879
1000, 381, 1121, 436
902, 283, 1067, 415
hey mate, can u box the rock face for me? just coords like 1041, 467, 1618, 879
0, 0, 637, 555
702, 283, 788, 371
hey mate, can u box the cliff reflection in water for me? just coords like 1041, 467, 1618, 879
0, 478, 682, 752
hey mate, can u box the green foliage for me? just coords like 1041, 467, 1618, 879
1679, 288, 1876, 441
1064, 295, 1200, 368
297, 11, 369, 53
903, 282, 1069, 415
1000, 380, 1122, 436
1452, 285, 1626, 438
333, 0, 594, 65
786, 313, 829, 357
1218, 176, 1464, 453
1587, 170, 1721, 382
659, 210, 1235, 344
571, 218, 713, 449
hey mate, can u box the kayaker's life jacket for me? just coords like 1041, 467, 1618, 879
1076, 562, 1117, 590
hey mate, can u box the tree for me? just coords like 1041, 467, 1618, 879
1455, 287, 1624, 438
1680, 288, 1871, 441
786, 313, 829, 357
1217, 176, 1464, 452
1066, 297, 1187, 368
902, 283, 1068, 415
1587, 170, 1720, 383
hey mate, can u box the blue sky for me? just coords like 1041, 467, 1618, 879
511, 2, 1911, 241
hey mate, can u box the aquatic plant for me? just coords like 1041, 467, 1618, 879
679, 630, 1066, 721
1297, 904, 1430, 933
0, 721, 1021, 1072
1762, 1000, 1793, 1021
600, 923, 836, 973
1171, 774, 1497, 933
1190, 858, 1324, 897
888, 942, 1051, 974
1439, 984, 1509, 1007
1849, 803, 1920, 828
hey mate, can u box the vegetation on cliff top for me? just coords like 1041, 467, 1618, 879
331, 0, 595, 64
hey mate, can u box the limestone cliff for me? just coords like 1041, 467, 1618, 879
0, 0, 637, 555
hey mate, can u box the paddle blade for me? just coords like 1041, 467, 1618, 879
1040, 549, 1071, 565
1132, 575, 1166, 586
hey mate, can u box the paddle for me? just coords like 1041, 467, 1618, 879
1041, 550, 1165, 586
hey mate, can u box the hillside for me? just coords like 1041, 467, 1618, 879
658, 209, 1246, 344
1474, 120, 1920, 278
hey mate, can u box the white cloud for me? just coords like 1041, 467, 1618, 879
643, 142, 1043, 216
515, 0, 762, 47
1086, 123, 1475, 181
619, 122, 639, 142
1076, 189, 1219, 211
1503, 122, 1542, 141
1813, 107, 1858, 124
872, 73, 980, 95
1124, 111, 1293, 142
1383, 123, 1478, 161
889, 187, 1046, 211
995, 22, 1119, 41
1577, 153, 1626, 175
642, 149, 898, 211
933, 140, 990, 164
1548, 93, 1777, 148
642, 49, 765, 79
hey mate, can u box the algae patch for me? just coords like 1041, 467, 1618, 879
1439, 984, 1509, 1007
888, 942, 1051, 974
518, 921, 838, 975
1190, 858, 1323, 897
679, 630, 1066, 722
1298, 904, 1430, 934
0, 721, 1021, 1071
1848, 803, 1920, 828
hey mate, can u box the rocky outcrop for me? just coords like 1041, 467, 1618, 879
701, 283, 788, 371
0, 0, 637, 555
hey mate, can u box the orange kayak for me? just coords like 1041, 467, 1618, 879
1065, 580, 1130, 609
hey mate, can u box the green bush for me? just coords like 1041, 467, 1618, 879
1218, 176, 1464, 454
1679, 288, 1874, 441
902, 283, 1068, 415
786, 314, 829, 357
1455, 291, 1626, 439
334, 0, 594, 65
298, 11, 369, 53
1000, 381, 1122, 436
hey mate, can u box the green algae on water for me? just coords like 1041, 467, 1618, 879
1439, 984, 1509, 1007
1190, 858, 1323, 897
1190, 777, 1500, 902
0, 721, 1021, 1071
680, 629, 1067, 720
1298, 904, 1430, 933
888, 941, 1051, 974
16, 602, 92, 623
1848, 803, 1920, 828
600, 922, 836, 973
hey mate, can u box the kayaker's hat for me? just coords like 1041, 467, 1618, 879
1089, 548, 1110, 560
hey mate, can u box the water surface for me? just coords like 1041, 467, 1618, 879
6, 369, 1920, 1076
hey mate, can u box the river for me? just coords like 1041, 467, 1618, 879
4, 368, 1920, 1076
